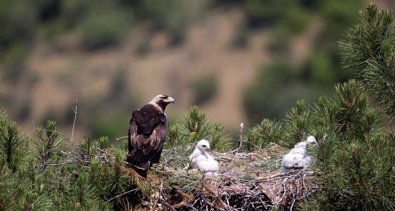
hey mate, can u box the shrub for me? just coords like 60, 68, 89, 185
190, 74, 218, 105
245, 100, 314, 150
267, 26, 291, 55
282, 100, 314, 148
243, 60, 314, 123
166, 106, 232, 152
245, 118, 283, 151
142, 0, 187, 45
305, 50, 336, 86
0, 111, 25, 171
90, 113, 129, 140
2, 42, 29, 81
0, 110, 140, 210
230, 24, 249, 49
280, 4, 311, 34
33, 120, 64, 170
243, 0, 287, 27
320, 0, 361, 37
79, 8, 131, 50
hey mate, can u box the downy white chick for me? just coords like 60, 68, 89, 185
280, 135, 317, 173
189, 139, 219, 176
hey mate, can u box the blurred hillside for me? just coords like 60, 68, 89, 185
0, 0, 392, 140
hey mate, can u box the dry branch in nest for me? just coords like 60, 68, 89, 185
162, 171, 318, 210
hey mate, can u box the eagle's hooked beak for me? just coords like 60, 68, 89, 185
165, 97, 175, 104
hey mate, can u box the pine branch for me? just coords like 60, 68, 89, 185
0, 118, 23, 171
167, 106, 232, 152
340, 4, 395, 116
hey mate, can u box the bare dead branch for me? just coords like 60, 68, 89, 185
70, 98, 78, 143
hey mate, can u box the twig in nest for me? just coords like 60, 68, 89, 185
116, 136, 128, 141
97, 148, 115, 159
150, 181, 163, 211
106, 188, 139, 202
159, 198, 176, 211
46, 161, 76, 166
277, 177, 288, 205
173, 202, 198, 210
290, 196, 297, 211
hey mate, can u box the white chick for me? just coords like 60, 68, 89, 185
280, 135, 317, 173
189, 139, 219, 176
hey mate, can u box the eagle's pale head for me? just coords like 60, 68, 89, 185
149, 94, 175, 111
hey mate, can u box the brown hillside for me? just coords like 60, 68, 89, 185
21, 8, 271, 139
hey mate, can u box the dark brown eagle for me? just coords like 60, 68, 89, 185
126, 94, 175, 178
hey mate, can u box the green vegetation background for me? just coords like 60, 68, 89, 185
1, 0, 366, 139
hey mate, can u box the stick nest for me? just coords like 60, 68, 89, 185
127, 143, 320, 210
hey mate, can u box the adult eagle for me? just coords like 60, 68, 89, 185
126, 94, 174, 178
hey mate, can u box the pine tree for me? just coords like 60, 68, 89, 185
300, 5, 395, 210
247, 5, 395, 209
307, 80, 394, 210
0, 111, 142, 210
340, 4, 395, 116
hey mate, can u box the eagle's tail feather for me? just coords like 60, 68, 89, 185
132, 167, 147, 178
125, 155, 149, 178
151, 147, 163, 165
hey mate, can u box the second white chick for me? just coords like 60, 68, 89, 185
280, 135, 318, 173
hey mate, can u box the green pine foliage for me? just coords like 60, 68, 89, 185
246, 79, 395, 209
166, 106, 233, 152
302, 5, 395, 209
190, 74, 218, 106
245, 100, 313, 150
340, 4, 395, 116
0, 105, 234, 210
304, 80, 395, 210
0, 111, 25, 171
0, 113, 142, 210
245, 119, 283, 151
245, 8, 395, 209
33, 120, 64, 170
282, 100, 313, 148
0, 106, 235, 210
